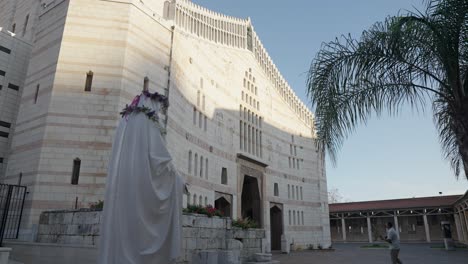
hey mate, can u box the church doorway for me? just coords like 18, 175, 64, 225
241, 175, 261, 227
270, 205, 283, 250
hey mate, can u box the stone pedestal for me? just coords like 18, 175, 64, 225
0, 247, 11, 264
280, 235, 289, 254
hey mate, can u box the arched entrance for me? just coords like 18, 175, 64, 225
270, 205, 283, 250
215, 196, 231, 217
241, 175, 261, 226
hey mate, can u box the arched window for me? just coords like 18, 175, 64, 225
193, 194, 197, 205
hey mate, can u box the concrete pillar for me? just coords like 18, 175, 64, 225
462, 210, 468, 243
458, 212, 467, 243
367, 216, 373, 243
341, 217, 347, 241
423, 214, 431, 242
393, 213, 400, 239
454, 213, 463, 243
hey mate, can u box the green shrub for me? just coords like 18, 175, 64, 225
232, 218, 258, 229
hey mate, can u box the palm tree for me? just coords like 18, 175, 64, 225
307, 0, 468, 179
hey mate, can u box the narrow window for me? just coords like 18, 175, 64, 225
22, 14, 29, 36
199, 196, 202, 205
274, 183, 279, 197
221, 167, 227, 185
197, 91, 200, 106
288, 157, 291, 168
11, 23, 16, 33
193, 194, 197, 205
33, 84, 40, 104
143, 77, 149, 91
240, 121, 243, 150
200, 77, 203, 89
199, 112, 202, 128
297, 159, 300, 170
294, 146, 297, 156
85, 71, 93, 92
200, 156, 203, 177
301, 211, 304, 225
194, 153, 198, 176
293, 210, 296, 225
188, 151, 192, 174
205, 159, 208, 179
193, 107, 197, 125
242, 91, 244, 100
300, 187, 303, 200
204, 116, 207, 131
205, 197, 208, 206
288, 210, 291, 225
287, 184, 290, 199
292, 186, 295, 199
296, 186, 299, 200
71, 158, 81, 185
202, 95, 205, 110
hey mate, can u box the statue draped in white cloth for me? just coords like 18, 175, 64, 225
98, 92, 186, 264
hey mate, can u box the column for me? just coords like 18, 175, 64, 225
454, 213, 463, 243
459, 211, 467, 243
367, 216, 373, 243
393, 212, 400, 239
423, 214, 431, 242
341, 217, 347, 241
463, 209, 468, 238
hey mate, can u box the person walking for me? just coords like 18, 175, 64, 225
385, 222, 402, 264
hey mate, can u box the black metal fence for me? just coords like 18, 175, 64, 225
0, 184, 27, 246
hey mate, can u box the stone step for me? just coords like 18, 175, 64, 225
244, 261, 280, 264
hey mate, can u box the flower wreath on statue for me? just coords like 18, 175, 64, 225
120, 90, 170, 134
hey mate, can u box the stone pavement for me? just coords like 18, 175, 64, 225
273, 243, 468, 264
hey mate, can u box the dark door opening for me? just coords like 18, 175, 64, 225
241, 175, 261, 227
215, 197, 231, 218
270, 205, 283, 250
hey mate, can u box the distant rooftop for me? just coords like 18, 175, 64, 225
329, 195, 462, 213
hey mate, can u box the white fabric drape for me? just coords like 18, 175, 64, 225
98, 94, 185, 264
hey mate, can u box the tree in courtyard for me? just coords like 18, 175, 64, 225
328, 187, 344, 204
307, 0, 468, 178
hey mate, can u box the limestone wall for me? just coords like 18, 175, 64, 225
36, 210, 265, 263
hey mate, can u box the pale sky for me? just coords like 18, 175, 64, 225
192, 0, 468, 201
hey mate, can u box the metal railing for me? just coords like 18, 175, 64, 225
0, 184, 27, 246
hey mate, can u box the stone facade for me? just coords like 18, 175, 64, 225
0, 0, 331, 250
36, 210, 265, 263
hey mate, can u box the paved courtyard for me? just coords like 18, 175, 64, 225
273, 243, 468, 264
